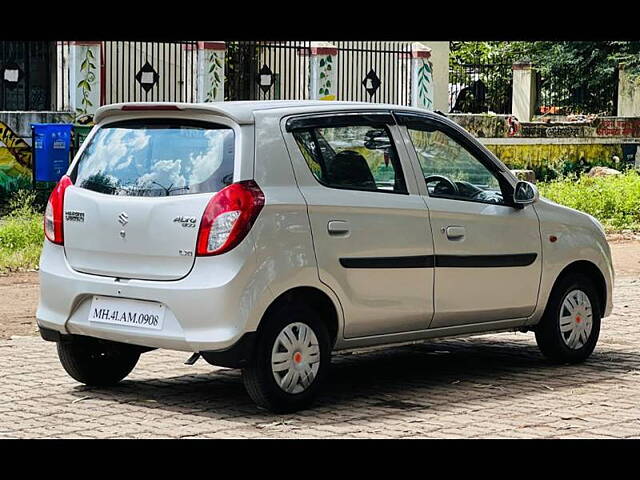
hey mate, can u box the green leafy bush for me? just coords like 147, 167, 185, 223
0, 189, 44, 273
538, 170, 640, 232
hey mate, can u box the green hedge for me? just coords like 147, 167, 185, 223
538, 170, 640, 232
0, 190, 44, 273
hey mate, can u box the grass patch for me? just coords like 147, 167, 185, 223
0, 190, 44, 273
538, 170, 640, 233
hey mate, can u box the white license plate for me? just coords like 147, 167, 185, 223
89, 296, 165, 330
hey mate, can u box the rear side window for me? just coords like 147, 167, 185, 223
74, 119, 235, 197
292, 124, 407, 194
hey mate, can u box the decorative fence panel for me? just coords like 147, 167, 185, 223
225, 41, 311, 101
0, 41, 68, 111
103, 41, 198, 104
332, 41, 412, 105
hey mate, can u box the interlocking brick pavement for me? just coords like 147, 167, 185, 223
2, 276, 640, 438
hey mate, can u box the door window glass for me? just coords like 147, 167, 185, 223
407, 127, 505, 204
293, 124, 407, 194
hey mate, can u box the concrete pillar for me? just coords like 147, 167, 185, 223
196, 41, 226, 102
308, 42, 338, 101
410, 43, 433, 110
55, 41, 70, 111
68, 41, 101, 121
417, 41, 449, 112
617, 64, 640, 117
512, 62, 536, 121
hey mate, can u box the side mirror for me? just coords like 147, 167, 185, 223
513, 181, 539, 206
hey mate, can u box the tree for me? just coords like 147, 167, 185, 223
450, 41, 534, 66
224, 42, 261, 101
450, 41, 640, 115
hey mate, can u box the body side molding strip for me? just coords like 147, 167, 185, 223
339, 253, 537, 269
339, 255, 434, 269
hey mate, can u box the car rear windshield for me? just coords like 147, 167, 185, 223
73, 119, 235, 197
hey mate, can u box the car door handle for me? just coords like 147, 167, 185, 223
445, 225, 466, 240
328, 220, 350, 236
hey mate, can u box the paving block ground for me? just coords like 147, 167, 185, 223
1, 276, 640, 438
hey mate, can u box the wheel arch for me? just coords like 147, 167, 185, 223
552, 260, 607, 316
257, 286, 340, 348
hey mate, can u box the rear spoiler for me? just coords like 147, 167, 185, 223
94, 102, 253, 125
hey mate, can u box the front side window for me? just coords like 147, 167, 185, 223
293, 124, 407, 194
74, 119, 235, 197
407, 126, 505, 204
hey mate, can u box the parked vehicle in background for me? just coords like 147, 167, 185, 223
37, 101, 613, 412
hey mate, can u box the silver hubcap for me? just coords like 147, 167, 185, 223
559, 289, 593, 350
271, 322, 320, 394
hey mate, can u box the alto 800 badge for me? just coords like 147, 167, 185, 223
173, 216, 197, 228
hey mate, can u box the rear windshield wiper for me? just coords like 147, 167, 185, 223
150, 181, 190, 196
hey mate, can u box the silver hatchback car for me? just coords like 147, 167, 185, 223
38, 101, 613, 412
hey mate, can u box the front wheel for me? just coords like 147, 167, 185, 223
535, 273, 601, 364
57, 337, 141, 386
242, 304, 331, 413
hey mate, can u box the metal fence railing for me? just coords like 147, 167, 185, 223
225, 41, 413, 105
449, 63, 512, 114
535, 67, 618, 116
224, 41, 311, 101
0, 41, 422, 110
0, 40, 210, 110
0, 41, 71, 111
103, 41, 199, 104
333, 41, 412, 105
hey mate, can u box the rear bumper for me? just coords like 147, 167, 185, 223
39, 325, 256, 368
39, 325, 65, 342
36, 239, 261, 353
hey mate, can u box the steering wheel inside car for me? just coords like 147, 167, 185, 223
424, 175, 459, 196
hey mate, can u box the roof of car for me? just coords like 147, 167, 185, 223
94, 100, 433, 124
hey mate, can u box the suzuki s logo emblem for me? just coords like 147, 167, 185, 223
118, 212, 129, 227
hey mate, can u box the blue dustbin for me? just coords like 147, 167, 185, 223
31, 123, 73, 184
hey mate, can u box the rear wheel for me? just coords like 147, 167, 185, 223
242, 304, 331, 413
535, 273, 601, 364
57, 337, 140, 386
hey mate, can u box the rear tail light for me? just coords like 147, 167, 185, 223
44, 175, 73, 245
196, 180, 265, 256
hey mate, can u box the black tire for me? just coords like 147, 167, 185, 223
242, 303, 331, 413
57, 337, 140, 386
535, 273, 601, 364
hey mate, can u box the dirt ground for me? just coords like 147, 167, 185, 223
607, 238, 640, 276
1, 240, 639, 341
0, 271, 39, 339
